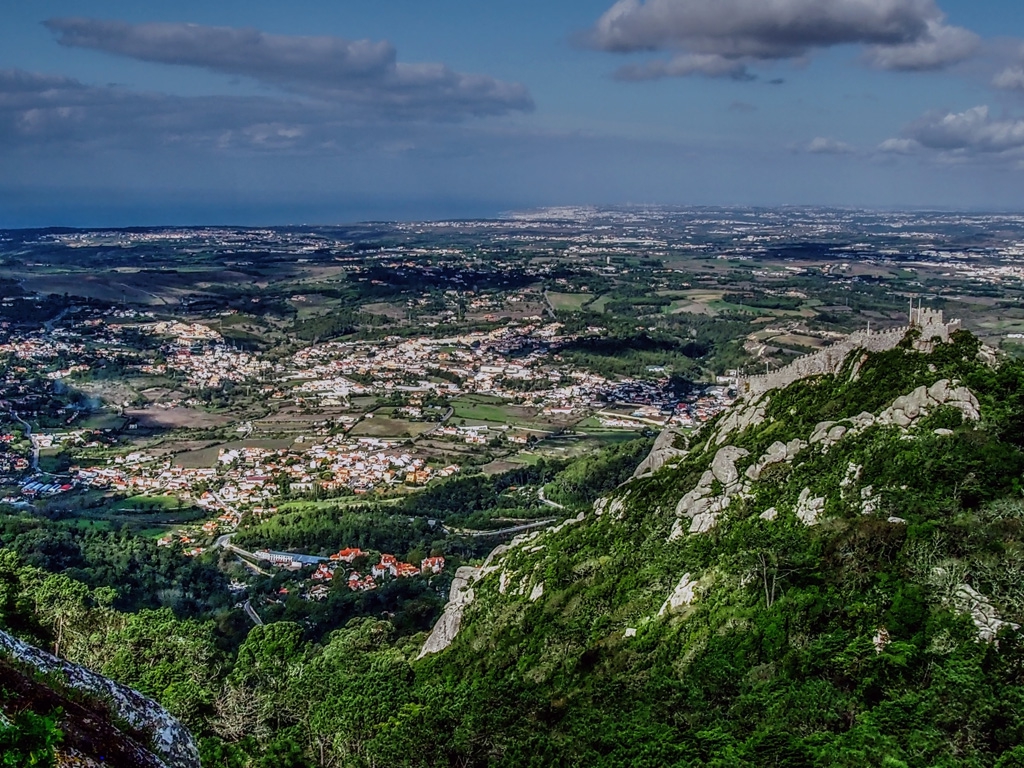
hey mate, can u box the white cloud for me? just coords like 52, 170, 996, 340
44, 18, 533, 120
878, 137, 919, 153
864, 18, 979, 71
908, 106, 1024, 154
993, 66, 1024, 92
806, 137, 855, 154
588, 0, 980, 79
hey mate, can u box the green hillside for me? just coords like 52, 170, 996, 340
7, 329, 1024, 767
389, 330, 1024, 767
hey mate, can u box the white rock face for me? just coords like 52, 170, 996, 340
670, 447, 751, 539
657, 377, 981, 541
632, 428, 688, 477
795, 488, 825, 526
714, 399, 768, 444
873, 628, 891, 654
418, 566, 480, 659
809, 421, 836, 444
746, 438, 806, 481
624, 627, 637, 638
659, 573, 697, 615
594, 496, 624, 519
529, 581, 545, 601
689, 511, 721, 534
711, 446, 749, 489
0, 629, 200, 768
951, 583, 1020, 642
877, 380, 981, 428
759, 507, 778, 521
840, 462, 863, 488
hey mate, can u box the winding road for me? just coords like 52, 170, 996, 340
538, 487, 565, 510
11, 412, 39, 472
443, 517, 557, 538
242, 600, 264, 627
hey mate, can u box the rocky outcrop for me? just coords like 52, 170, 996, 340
667, 377, 982, 538
711, 445, 748, 487
714, 399, 768, 444
951, 583, 1020, 642
745, 439, 805, 481
669, 447, 750, 539
0, 629, 200, 768
877, 380, 980, 425
632, 428, 687, 477
418, 566, 481, 659
420, 514, 587, 658
594, 496, 624, 518
658, 573, 697, 615
795, 488, 826, 526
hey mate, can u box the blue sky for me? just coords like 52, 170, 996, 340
2, 0, 1024, 226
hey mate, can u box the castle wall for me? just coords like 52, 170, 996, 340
738, 312, 959, 399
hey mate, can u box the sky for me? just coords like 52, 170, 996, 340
2, 0, 1024, 227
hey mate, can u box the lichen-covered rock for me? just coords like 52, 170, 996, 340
632, 428, 688, 477
795, 488, 825, 526
671, 451, 749, 538
714, 399, 768, 444
877, 379, 981, 428
0, 630, 200, 768
710, 446, 749, 489
810, 421, 836, 444
951, 583, 1020, 642
658, 573, 697, 615
840, 462, 863, 488
418, 566, 480, 659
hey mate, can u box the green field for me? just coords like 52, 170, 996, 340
76, 412, 128, 431
450, 395, 550, 428
349, 417, 432, 438
108, 494, 183, 512
547, 292, 592, 312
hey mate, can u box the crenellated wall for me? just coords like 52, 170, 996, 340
738, 310, 959, 399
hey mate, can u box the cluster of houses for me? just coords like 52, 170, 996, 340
284, 326, 706, 423
258, 546, 447, 601
76, 436, 460, 534
0, 333, 87, 363
669, 384, 737, 428
141, 344, 271, 389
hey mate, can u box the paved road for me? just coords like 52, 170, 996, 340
541, 290, 557, 319
11, 412, 39, 472
214, 533, 271, 575
444, 518, 557, 538
421, 406, 455, 437
43, 307, 71, 333
242, 600, 264, 627
538, 487, 565, 510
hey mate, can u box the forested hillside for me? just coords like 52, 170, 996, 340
6, 330, 1024, 766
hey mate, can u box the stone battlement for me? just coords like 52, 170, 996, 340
738, 306, 960, 399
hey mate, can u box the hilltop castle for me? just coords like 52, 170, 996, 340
738, 300, 962, 399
